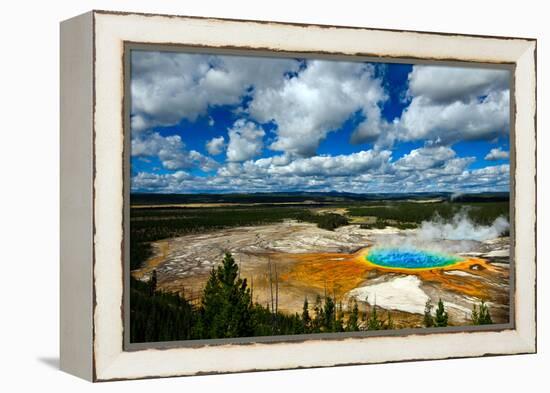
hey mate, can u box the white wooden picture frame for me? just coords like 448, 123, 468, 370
60, 10, 536, 381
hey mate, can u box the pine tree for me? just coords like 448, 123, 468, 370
367, 305, 382, 330
347, 299, 360, 332
149, 269, 157, 296
130, 277, 195, 342
385, 311, 395, 330
471, 304, 479, 325
312, 294, 323, 333
434, 299, 448, 327
423, 299, 434, 327
323, 296, 336, 332
334, 301, 344, 332
301, 297, 311, 333
201, 266, 223, 337
479, 301, 493, 324
472, 300, 493, 325
200, 253, 252, 338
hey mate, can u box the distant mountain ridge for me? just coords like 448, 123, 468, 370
130, 191, 509, 205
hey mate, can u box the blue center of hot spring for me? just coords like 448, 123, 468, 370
366, 248, 463, 269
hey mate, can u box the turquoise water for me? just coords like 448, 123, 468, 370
366, 248, 463, 269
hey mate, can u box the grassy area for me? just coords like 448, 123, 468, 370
131, 206, 354, 242
132, 206, 314, 242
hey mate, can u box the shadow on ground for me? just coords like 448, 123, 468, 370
37, 357, 59, 370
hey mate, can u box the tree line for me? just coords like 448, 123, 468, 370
348, 201, 509, 227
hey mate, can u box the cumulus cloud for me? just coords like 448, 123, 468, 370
456, 164, 510, 190
485, 147, 509, 161
132, 132, 218, 171
394, 146, 457, 171
249, 60, 388, 156
205, 136, 226, 155
132, 142, 510, 194
132, 52, 510, 155
231, 146, 479, 193
131, 51, 300, 133
392, 66, 511, 145
217, 149, 392, 180
265, 150, 392, 177
129, 52, 511, 194
226, 120, 265, 162
385, 146, 477, 193
131, 171, 193, 192
396, 91, 509, 145
407, 66, 510, 104
131, 114, 150, 134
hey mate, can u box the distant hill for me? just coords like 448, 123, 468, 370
130, 191, 509, 205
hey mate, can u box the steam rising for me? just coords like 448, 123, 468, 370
417, 212, 509, 242
372, 211, 509, 254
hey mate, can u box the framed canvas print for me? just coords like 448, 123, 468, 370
60, 10, 537, 381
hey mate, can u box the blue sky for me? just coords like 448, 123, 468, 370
130, 50, 510, 194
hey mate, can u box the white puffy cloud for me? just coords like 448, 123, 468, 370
132, 145, 508, 194
131, 171, 192, 192
131, 51, 511, 155
392, 66, 510, 145
266, 150, 392, 177
205, 136, 225, 155
394, 146, 457, 171
132, 132, 181, 157
485, 147, 509, 161
187, 150, 219, 172
407, 66, 510, 104
129, 52, 511, 194
384, 146, 478, 192
396, 91, 509, 144
131, 114, 150, 134
131, 51, 299, 133
226, 120, 265, 162
452, 164, 510, 191
217, 149, 392, 179
249, 60, 388, 156
132, 132, 218, 172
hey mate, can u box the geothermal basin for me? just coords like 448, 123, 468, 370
133, 221, 511, 326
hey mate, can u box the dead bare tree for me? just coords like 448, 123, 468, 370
266, 256, 279, 334
238, 254, 241, 279
274, 262, 279, 316
250, 275, 254, 306
268, 256, 274, 314
333, 286, 338, 325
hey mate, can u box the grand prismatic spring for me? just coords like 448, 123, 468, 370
365, 248, 463, 270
